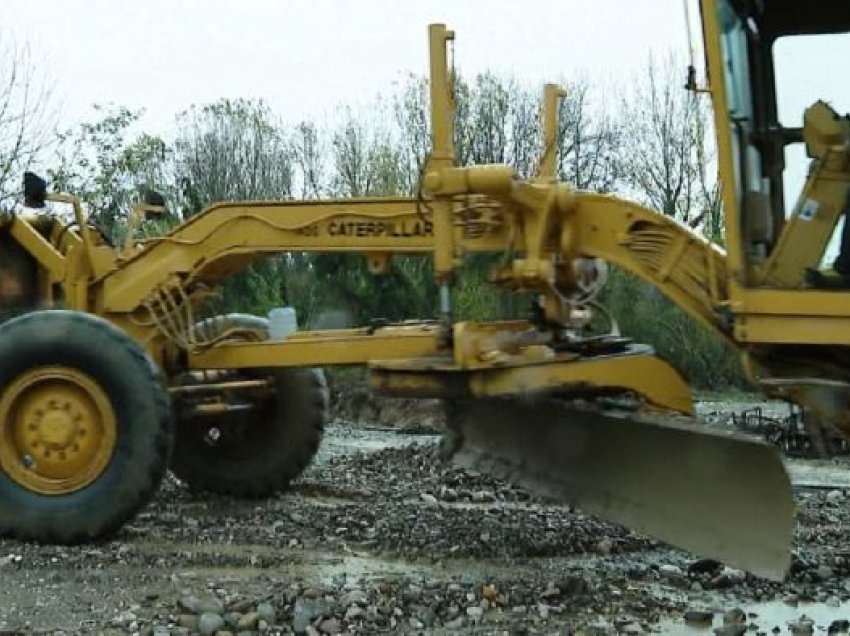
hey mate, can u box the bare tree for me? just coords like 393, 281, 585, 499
690, 97, 724, 239
0, 36, 55, 208
330, 108, 404, 197
393, 74, 431, 194
292, 121, 325, 199
556, 80, 622, 192
618, 55, 708, 223
174, 98, 293, 214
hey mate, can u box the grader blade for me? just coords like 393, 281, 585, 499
448, 398, 794, 581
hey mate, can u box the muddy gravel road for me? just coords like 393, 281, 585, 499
3, 396, 850, 635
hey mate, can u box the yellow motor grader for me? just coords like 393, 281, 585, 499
1, 0, 849, 582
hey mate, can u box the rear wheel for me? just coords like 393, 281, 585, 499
0, 311, 173, 543
171, 315, 327, 497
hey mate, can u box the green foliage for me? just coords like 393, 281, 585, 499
602, 269, 745, 388
48, 105, 172, 240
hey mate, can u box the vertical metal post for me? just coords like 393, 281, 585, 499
426, 24, 457, 288
538, 83, 567, 179
427, 24, 455, 171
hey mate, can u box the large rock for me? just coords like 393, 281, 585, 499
293, 598, 330, 634
180, 594, 224, 615
197, 613, 225, 635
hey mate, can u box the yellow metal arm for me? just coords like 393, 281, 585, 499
566, 192, 730, 340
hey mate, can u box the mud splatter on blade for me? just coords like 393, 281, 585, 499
448, 398, 794, 581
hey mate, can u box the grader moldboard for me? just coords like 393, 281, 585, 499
3, 1, 850, 582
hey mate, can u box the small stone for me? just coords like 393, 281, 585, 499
621, 622, 643, 635
717, 567, 746, 587
829, 619, 850, 633
177, 615, 198, 630
659, 564, 683, 577
481, 584, 498, 602
318, 617, 341, 634
340, 589, 368, 607
114, 610, 137, 625
724, 608, 746, 625
293, 598, 329, 633
827, 489, 844, 502
257, 619, 269, 633
214, 631, 233, 636
714, 626, 746, 636
816, 565, 834, 580
345, 606, 364, 620
595, 538, 613, 555
466, 606, 484, 621
236, 613, 258, 630
416, 607, 436, 628
688, 558, 722, 575
420, 493, 438, 504
444, 616, 465, 629
256, 602, 275, 624
685, 610, 713, 623
582, 621, 614, 636
789, 616, 814, 635
198, 613, 225, 636
181, 594, 225, 615
223, 612, 242, 628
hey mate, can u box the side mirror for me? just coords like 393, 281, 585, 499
23, 172, 47, 209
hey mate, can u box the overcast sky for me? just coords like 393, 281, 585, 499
3, 0, 694, 134
6, 0, 850, 236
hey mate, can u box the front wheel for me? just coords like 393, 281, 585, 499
0, 311, 173, 543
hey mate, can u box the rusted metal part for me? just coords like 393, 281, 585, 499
186, 402, 255, 417
169, 379, 270, 395
732, 406, 849, 458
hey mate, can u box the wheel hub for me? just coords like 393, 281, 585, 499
0, 367, 117, 495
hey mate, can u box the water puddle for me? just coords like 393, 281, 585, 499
314, 424, 439, 464
658, 599, 850, 634
786, 459, 850, 489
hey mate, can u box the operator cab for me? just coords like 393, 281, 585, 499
708, 0, 850, 287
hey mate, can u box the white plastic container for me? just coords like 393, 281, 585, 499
268, 306, 297, 340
